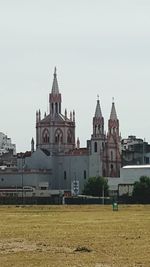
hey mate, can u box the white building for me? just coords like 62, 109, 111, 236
0, 132, 16, 156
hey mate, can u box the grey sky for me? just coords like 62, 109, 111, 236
0, 0, 150, 151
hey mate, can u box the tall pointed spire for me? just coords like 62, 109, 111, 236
49, 67, 62, 114
51, 67, 59, 94
110, 99, 117, 120
92, 95, 104, 137
95, 95, 102, 118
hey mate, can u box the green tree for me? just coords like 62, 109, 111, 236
132, 176, 150, 203
82, 176, 109, 197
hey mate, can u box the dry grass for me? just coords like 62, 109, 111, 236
0, 205, 150, 267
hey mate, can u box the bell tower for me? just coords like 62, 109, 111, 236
89, 96, 105, 177
104, 99, 121, 177
91, 96, 105, 152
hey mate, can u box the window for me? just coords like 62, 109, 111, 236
67, 130, 72, 144
55, 129, 63, 144
55, 103, 58, 113
51, 103, 54, 114
103, 169, 106, 177
64, 171, 67, 180
84, 170, 86, 179
102, 142, 104, 151
111, 151, 113, 161
94, 142, 97, 152
42, 129, 50, 144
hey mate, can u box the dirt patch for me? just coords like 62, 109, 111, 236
74, 246, 92, 253
0, 239, 73, 254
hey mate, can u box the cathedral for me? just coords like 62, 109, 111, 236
24, 67, 121, 193
0, 68, 122, 196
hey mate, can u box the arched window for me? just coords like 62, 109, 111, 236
55, 103, 58, 113
94, 142, 97, 153
42, 129, 50, 144
55, 129, 63, 144
51, 103, 54, 114
67, 130, 72, 144
103, 169, 106, 177
64, 171, 67, 180
94, 125, 97, 135
102, 142, 104, 151
111, 151, 113, 161
84, 170, 86, 179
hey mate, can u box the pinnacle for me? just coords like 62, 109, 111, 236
95, 99, 102, 118
51, 67, 59, 94
110, 102, 117, 120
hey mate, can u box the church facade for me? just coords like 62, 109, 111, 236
23, 68, 121, 194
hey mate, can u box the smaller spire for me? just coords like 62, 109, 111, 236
70, 111, 72, 121
36, 110, 38, 122
77, 137, 80, 149
65, 109, 67, 119
110, 100, 117, 120
95, 97, 102, 118
31, 137, 34, 153
73, 110, 75, 122
54, 66, 57, 76
39, 109, 41, 121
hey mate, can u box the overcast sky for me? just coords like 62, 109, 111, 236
0, 0, 150, 152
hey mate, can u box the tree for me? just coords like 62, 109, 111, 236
132, 176, 150, 203
82, 176, 109, 197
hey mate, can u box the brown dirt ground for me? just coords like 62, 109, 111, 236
0, 205, 150, 267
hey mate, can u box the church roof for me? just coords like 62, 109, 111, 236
110, 101, 117, 120
51, 67, 59, 94
41, 149, 50, 156
39, 113, 72, 124
95, 98, 102, 118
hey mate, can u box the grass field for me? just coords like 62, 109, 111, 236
0, 205, 150, 267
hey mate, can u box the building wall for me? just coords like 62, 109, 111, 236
0, 170, 52, 189
120, 166, 150, 184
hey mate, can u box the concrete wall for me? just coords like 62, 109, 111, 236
0, 170, 52, 189
120, 166, 150, 184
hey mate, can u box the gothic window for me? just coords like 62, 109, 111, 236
111, 151, 113, 161
55, 103, 58, 113
110, 164, 114, 177
67, 130, 72, 144
94, 125, 97, 135
103, 169, 106, 177
102, 142, 104, 151
94, 142, 97, 153
111, 164, 113, 170
51, 103, 54, 114
55, 129, 63, 144
64, 171, 67, 180
98, 124, 101, 133
84, 170, 86, 179
42, 129, 50, 144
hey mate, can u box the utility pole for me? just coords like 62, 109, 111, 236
21, 154, 24, 204
102, 183, 105, 205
